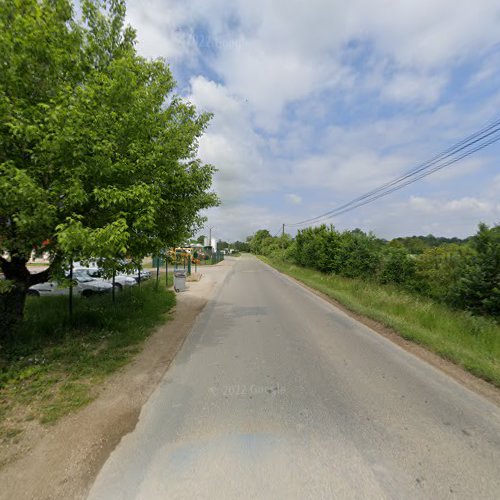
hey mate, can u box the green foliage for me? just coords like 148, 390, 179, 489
232, 240, 250, 252
249, 222, 499, 318
248, 229, 273, 254
0, 0, 218, 294
390, 234, 469, 254
414, 244, 474, 303
455, 224, 500, 316
286, 225, 382, 279
380, 246, 416, 285
335, 229, 382, 278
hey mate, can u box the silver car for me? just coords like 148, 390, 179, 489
28, 269, 113, 297
79, 268, 137, 290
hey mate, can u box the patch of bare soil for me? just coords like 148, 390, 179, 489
273, 266, 500, 408
0, 278, 218, 500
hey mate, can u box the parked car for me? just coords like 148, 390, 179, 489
28, 269, 113, 297
78, 259, 153, 283
126, 268, 152, 283
78, 267, 137, 290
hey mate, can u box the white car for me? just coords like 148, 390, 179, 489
28, 269, 113, 297
121, 268, 152, 283
79, 268, 137, 290
73, 260, 151, 283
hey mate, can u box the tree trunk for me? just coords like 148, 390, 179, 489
0, 253, 59, 343
0, 255, 31, 344
0, 281, 27, 344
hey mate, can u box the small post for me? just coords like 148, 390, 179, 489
138, 268, 141, 287
165, 252, 169, 288
69, 259, 73, 322
112, 269, 116, 303
156, 256, 160, 289
187, 256, 191, 276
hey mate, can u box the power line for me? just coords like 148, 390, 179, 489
286, 118, 500, 228
287, 119, 500, 227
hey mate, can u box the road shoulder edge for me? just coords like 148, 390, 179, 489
258, 256, 500, 408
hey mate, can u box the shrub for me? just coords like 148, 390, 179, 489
380, 246, 416, 285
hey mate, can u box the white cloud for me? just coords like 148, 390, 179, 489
408, 196, 497, 215
382, 71, 447, 106
287, 194, 302, 205
125, 0, 500, 239
188, 77, 271, 205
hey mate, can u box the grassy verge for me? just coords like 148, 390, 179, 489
261, 257, 500, 388
0, 275, 175, 443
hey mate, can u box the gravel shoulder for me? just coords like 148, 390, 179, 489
0, 260, 234, 500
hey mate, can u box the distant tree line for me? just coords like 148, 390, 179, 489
248, 224, 500, 318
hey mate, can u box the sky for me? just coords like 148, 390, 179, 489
126, 0, 500, 242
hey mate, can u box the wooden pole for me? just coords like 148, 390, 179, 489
69, 259, 73, 321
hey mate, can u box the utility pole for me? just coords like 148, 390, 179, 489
282, 223, 285, 237
208, 226, 214, 246
207, 225, 214, 259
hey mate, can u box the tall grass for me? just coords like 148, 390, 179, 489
262, 257, 500, 388
1, 278, 175, 432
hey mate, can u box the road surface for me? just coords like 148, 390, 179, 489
88, 255, 500, 499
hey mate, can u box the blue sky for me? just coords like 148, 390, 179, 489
127, 0, 500, 241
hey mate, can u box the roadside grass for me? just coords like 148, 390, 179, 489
261, 257, 500, 388
0, 275, 175, 442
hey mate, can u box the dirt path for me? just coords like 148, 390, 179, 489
0, 260, 234, 500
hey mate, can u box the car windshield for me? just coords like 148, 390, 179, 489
74, 270, 93, 282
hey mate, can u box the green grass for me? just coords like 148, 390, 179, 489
261, 257, 500, 388
0, 275, 175, 438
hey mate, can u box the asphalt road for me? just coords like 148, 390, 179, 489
88, 255, 500, 500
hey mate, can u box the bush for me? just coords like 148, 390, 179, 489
249, 222, 499, 319
456, 224, 500, 316
414, 244, 473, 304
336, 230, 381, 279
380, 246, 416, 285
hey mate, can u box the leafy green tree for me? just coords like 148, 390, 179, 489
379, 246, 416, 285
390, 234, 469, 254
232, 240, 250, 252
0, 0, 218, 336
414, 243, 474, 303
336, 230, 381, 279
456, 223, 500, 316
249, 229, 272, 254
